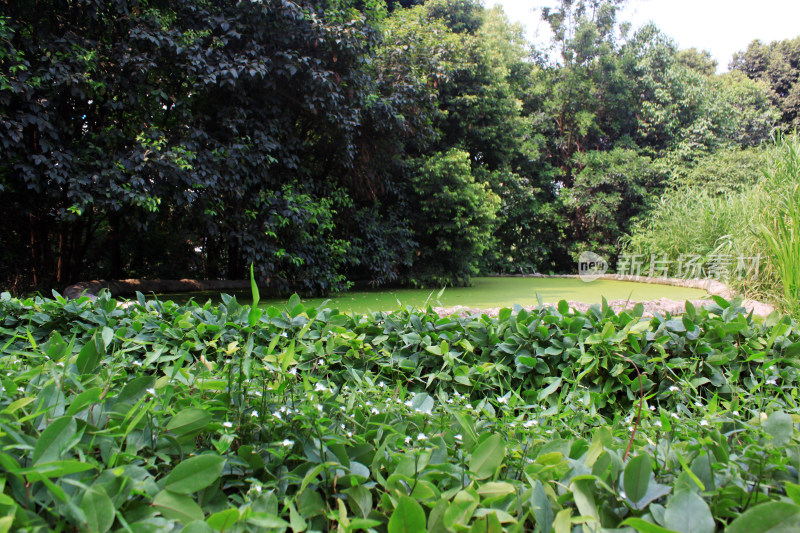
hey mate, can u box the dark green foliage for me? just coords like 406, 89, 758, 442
407, 150, 499, 285
0, 0, 788, 295
732, 36, 800, 128
0, 0, 404, 294
565, 148, 668, 258
1, 291, 799, 530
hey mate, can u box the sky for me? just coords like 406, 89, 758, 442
491, 0, 800, 72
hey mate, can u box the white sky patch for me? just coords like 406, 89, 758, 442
491, 0, 800, 72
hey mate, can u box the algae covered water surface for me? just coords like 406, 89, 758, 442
158, 276, 708, 314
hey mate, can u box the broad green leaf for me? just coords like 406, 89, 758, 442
531, 480, 554, 533
183, 521, 214, 533
408, 392, 434, 415
468, 512, 503, 533
247, 513, 290, 528
476, 481, 515, 498
250, 263, 260, 307
0, 515, 13, 533
288, 501, 308, 532
621, 517, 680, 533
167, 408, 211, 438
726, 501, 800, 533
2, 397, 35, 415
444, 490, 479, 529
571, 479, 599, 522
785, 482, 800, 505
32, 416, 77, 465
469, 434, 505, 479
763, 411, 793, 446
664, 490, 714, 533
163, 454, 225, 494
116, 376, 156, 405
349, 518, 382, 531
553, 508, 572, 533
75, 334, 102, 375
206, 508, 239, 531
624, 454, 653, 504
65, 387, 103, 416
538, 378, 562, 400
101, 326, 114, 350
388, 496, 426, 533
153, 489, 204, 525
82, 486, 115, 533
20, 459, 97, 478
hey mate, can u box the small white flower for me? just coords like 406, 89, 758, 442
17, 387, 24, 394
404, 436, 412, 445
649, 405, 656, 411
315, 383, 328, 392
56, 362, 65, 367
668, 386, 679, 392
404, 400, 413, 407
316, 405, 323, 412
694, 401, 702, 407
252, 390, 263, 397
251, 410, 259, 417
371, 408, 379, 415
288, 367, 298, 376
670, 412, 679, 419
766, 378, 777, 385
222, 421, 233, 428
497, 396, 508, 404
700, 420, 709, 426
732, 410, 740, 416
347, 431, 353, 437
654, 420, 662, 428
378, 381, 386, 388
131, 361, 142, 366
253, 485, 262, 493
454, 434, 463, 441
281, 439, 294, 447
417, 433, 428, 441
524, 420, 539, 428
146, 388, 156, 396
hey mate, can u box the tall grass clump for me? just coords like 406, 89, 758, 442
758, 134, 800, 311
625, 135, 800, 312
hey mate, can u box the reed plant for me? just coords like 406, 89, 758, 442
623, 138, 800, 311
757, 134, 800, 312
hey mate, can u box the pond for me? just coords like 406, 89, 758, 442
156, 276, 708, 314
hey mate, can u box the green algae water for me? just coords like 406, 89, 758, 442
158, 276, 708, 314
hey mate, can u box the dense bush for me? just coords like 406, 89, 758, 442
1, 291, 799, 531
407, 150, 499, 286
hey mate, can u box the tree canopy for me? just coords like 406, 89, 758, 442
0, 0, 789, 294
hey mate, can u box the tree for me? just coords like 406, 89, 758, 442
0, 0, 387, 294
731, 36, 800, 128
676, 47, 717, 76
